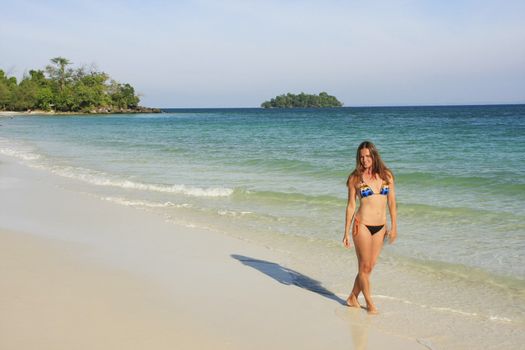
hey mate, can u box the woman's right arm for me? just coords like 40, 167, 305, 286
343, 177, 357, 248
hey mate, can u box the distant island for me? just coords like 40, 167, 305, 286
0, 57, 160, 114
261, 92, 343, 108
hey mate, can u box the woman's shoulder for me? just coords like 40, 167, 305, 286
384, 169, 395, 183
347, 172, 361, 187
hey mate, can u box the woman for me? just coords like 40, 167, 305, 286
342, 141, 397, 314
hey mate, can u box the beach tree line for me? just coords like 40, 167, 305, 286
0, 57, 141, 112
261, 92, 343, 108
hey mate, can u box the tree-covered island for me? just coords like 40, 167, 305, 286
0, 57, 160, 113
261, 92, 343, 108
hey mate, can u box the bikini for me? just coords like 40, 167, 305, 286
354, 177, 389, 235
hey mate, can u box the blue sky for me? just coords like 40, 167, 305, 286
1, 0, 524, 107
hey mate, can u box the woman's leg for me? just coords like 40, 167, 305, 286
347, 221, 363, 307
352, 223, 375, 312
370, 227, 387, 269
346, 274, 362, 307
365, 227, 387, 313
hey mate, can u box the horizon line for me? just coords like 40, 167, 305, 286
157, 102, 525, 109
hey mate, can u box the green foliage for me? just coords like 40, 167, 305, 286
46, 57, 72, 92
36, 87, 54, 111
12, 76, 39, 110
108, 81, 139, 109
0, 58, 141, 112
0, 70, 12, 109
261, 92, 343, 108
0, 82, 10, 109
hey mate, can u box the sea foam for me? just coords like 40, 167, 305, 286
46, 165, 234, 197
100, 196, 193, 208
0, 146, 41, 161
0, 140, 233, 198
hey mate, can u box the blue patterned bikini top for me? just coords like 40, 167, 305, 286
359, 177, 389, 198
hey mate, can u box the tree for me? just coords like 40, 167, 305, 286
261, 92, 343, 108
108, 81, 140, 109
0, 70, 12, 109
1, 58, 143, 112
46, 57, 72, 92
72, 71, 110, 111
11, 75, 39, 110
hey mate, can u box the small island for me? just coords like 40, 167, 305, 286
0, 57, 160, 114
261, 92, 343, 108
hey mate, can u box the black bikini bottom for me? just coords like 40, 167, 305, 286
365, 225, 384, 235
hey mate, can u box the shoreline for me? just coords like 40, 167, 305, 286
0, 154, 424, 349
0, 107, 161, 117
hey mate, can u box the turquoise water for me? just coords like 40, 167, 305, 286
1, 106, 525, 346
2, 106, 524, 278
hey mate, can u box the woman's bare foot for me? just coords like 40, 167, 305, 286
346, 293, 361, 308
366, 304, 379, 314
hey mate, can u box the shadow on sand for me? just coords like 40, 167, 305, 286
231, 254, 346, 305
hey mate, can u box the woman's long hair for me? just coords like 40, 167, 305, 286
347, 141, 393, 187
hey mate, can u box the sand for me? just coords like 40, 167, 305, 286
0, 111, 61, 116
0, 154, 424, 349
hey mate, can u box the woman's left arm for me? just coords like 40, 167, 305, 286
387, 174, 397, 244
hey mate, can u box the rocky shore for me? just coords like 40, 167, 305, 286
0, 106, 162, 116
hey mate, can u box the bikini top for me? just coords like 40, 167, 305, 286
358, 176, 389, 198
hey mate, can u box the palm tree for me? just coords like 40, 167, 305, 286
49, 57, 71, 91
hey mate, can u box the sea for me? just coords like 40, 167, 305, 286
1, 105, 524, 349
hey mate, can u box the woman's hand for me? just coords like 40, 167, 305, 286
387, 228, 397, 244
343, 234, 352, 248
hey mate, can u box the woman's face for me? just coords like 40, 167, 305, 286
360, 148, 373, 170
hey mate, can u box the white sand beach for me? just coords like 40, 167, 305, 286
0, 111, 59, 117
0, 155, 425, 349
0, 111, 29, 117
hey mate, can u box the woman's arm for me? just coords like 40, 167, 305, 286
387, 173, 397, 244
343, 176, 357, 248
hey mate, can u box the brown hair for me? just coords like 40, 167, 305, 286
347, 141, 394, 187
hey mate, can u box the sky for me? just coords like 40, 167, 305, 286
1, 0, 524, 107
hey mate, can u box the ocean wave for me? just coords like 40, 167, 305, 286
100, 196, 192, 209
234, 187, 524, 222
398, 171, 525, 196
488, 315, 513, 322
238, 157, 348, 179
0, 138, 234, 198
0, 146, 41, 161
241, 157, 317, 172
218, 209, 252, 217
48, 165, 234, 197
386, 253, 525, 293
234, 188, 344, 206
399, 202, 525, 225
374, 295, 514, 323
